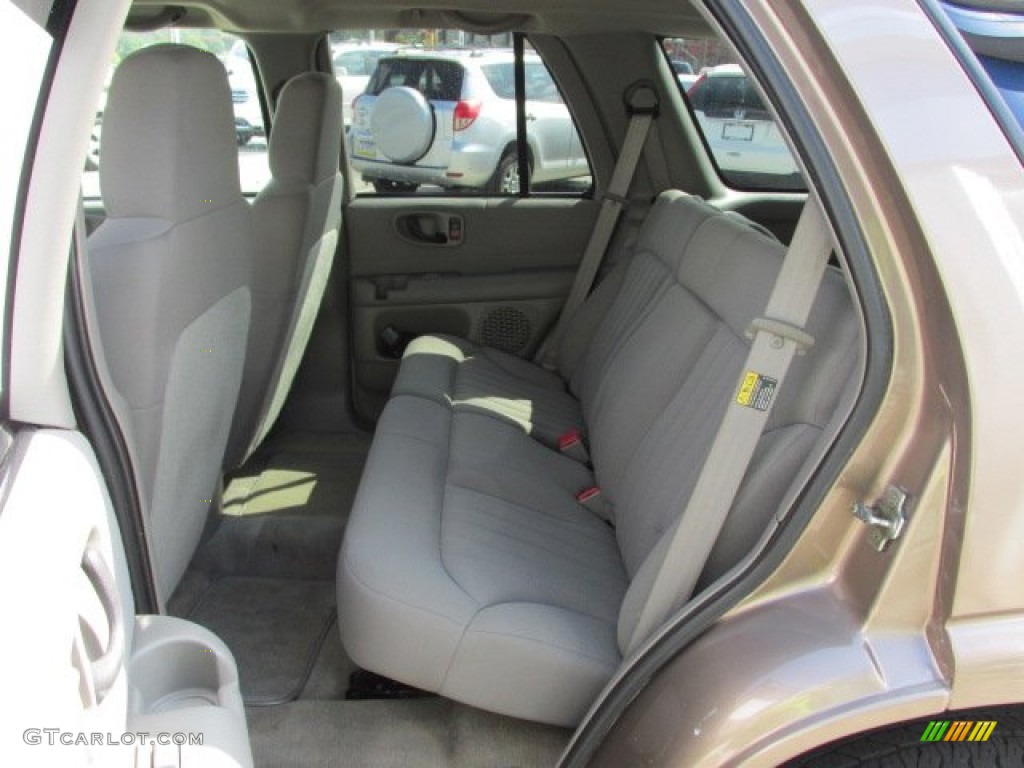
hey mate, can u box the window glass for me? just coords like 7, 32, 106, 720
82, 30, 270, 199
334, 30, 592, 196
662, 37, 805, 192
482, 62, 563, 103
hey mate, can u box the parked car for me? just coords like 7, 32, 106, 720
670, 58, 694, 75
348, 49, 590, 193
331, 41, 401, 126
220, 49, 265, 145
686, 63, 799, 183
676, 71, 699, 90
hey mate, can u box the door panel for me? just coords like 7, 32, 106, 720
348, 196, 598, 275
347, 196, 598, 419
0, 429, 134, 767
0, 430, 255, 766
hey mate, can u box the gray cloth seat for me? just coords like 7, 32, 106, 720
340, 396, 625, 725
88, 45, 253, 606
338, 191, 860, 726
226, 72, 345, 467
392, 334, 585, 448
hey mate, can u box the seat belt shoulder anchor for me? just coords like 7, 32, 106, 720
624, 80, 660, 117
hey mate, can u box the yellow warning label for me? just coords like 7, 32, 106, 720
736, 372, 759, 406
735, 371, 778, 411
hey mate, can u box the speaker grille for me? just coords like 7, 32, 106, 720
481, 306, 531, 354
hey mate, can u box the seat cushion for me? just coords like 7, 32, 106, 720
338, 395, 627, 726
392, 334, 585, 448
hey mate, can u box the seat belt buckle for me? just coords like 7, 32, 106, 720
576, 485, 609, 519
559, 429, 591, 463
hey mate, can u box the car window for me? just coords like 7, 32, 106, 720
662, 37, 806, 192
337, 29, 592, 197
482, 62, 564, 104
82, 30, 270, 199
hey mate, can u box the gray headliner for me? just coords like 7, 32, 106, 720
128, 0, 712, 35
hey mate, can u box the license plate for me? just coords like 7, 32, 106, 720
722, 122, 754, 141
354, 139, 376, 159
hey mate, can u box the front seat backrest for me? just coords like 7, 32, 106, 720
226, 72, 344, 467
87, 45, 253, 607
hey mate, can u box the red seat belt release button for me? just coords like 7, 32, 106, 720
576, 485, 609, 520
559, 429, 590, 463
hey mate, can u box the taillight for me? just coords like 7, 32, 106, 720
453, 100, 482, 131
687, 73, 706, 97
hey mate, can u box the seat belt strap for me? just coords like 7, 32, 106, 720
643, 118, 672, 195
536, 83, 659, 369
626, 199, 832, 654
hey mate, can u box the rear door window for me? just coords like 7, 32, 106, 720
339, 30, 592, 197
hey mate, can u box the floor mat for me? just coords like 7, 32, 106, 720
246, 699, 569, 768
223, 432, 371, 519
188, 576, 337, 705
299, 617, 354, 701
189, 514, 345, 582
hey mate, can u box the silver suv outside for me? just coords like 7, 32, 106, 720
348, 49, 590, 193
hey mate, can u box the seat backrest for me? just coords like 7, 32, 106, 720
226, 72, 344, 467
568, 192, 859, 650
87, 45, 253, 606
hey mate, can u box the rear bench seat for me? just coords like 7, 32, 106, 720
337, 191, 860, 727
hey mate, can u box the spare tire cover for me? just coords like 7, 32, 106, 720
370, 86, 435, 163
